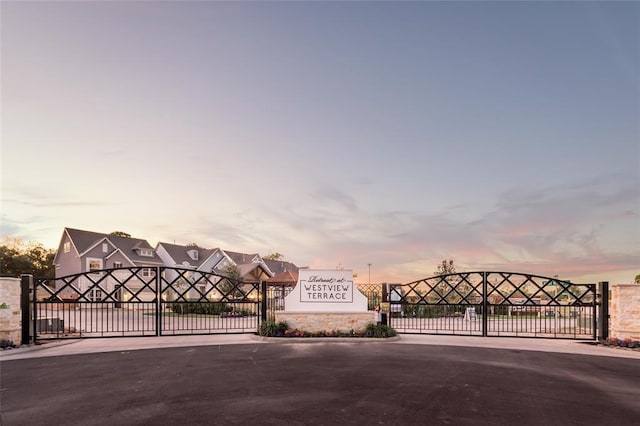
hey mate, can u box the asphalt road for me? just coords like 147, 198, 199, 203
2, 342, 639, 425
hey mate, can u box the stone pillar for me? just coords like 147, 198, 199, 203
610, 284, 640, 341
0, 277, 22, 346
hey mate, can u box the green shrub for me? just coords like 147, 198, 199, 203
364, 322, 397, 338
259, 320, 289, 337
0, 339, 15, 349
260, 322, 396, 338
171, 302, 230, 315
402, 305, 442, 318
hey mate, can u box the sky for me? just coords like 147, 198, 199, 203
1, 1, 638, 284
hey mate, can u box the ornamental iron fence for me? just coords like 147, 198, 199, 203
31, 267, 260, 340
23, 269, 601, 342
387, 272, 598, 339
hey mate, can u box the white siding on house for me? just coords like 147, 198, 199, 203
199, 250, 223, 273
155, 244, 175, 266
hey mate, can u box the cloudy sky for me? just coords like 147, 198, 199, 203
2, 1, 638, 284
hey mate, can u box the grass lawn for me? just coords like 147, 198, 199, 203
143, 312, 256, 318
143, 312, 220, 318
486, 315, 542, 319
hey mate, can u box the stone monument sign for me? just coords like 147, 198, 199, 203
276, 269, 373, 333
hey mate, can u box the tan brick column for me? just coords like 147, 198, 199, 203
610, 284, 640, 340
0, 277, 22, 346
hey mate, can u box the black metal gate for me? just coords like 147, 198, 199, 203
261, 282, 294, 321
388, 272, 598, 339
29, 269, 600, 341
31, 267, 260, 340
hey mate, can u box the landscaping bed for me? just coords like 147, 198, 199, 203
602, 338, 640, 351
258, 320, 397, 338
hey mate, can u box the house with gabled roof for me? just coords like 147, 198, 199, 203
263, 259, 299, 277
53, 228, 165, 301
155, 242, 218, 271
52, 228, 301, 302
156, 243, 299, 301
54, 228, 164, 277
217, 250, 272, 283
155, 244, 299, 284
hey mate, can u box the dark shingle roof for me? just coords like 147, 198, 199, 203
224, 250, 260, 265
264, 259, 299, 275
65, 228, 163, 265
157, 242, 217, 268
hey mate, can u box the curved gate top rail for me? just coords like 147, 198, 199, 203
398, 271, 595, 306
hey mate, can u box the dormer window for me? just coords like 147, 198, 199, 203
139, 249, 153, 257
188, 249, 199, 261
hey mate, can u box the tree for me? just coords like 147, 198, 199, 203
218, 264, 244, 299
434, 259, 456, 276
635, 274, 640, 284
0, 238, 55, 278
433, 259, 464, 304
109, 231, 131, 238
264, 252, 284, 260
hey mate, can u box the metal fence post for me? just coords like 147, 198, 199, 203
381, 284, 389, 326
20, 274, 33, 345
482, 272, 488, 337
260, 281, 267, 322
597, 281, 609, 341
156, 267, 162, 337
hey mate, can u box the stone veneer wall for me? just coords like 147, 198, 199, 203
274, 312, 376, 333
0, 277, 21, 345
610, 284, 640, 341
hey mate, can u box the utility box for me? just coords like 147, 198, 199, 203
36, 318, 64, 333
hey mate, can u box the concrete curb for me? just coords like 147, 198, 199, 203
252, 334, 402, 343
3, 333, 640, 361
0, 339, 80, 356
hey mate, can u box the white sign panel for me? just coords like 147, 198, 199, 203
284, 269, 368, 312
464, 307, 477, 321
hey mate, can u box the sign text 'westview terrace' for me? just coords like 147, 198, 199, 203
300, 275, 353, 302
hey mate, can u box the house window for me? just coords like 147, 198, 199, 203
64, 242, 70, 253
87, 258, 103, 273
102, 243, 109, 253
188, 250, 199, 261
113, 262, 123, 269
141, 268, 156, 278
140, 249, 153, 257
89, 288, 103, 302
